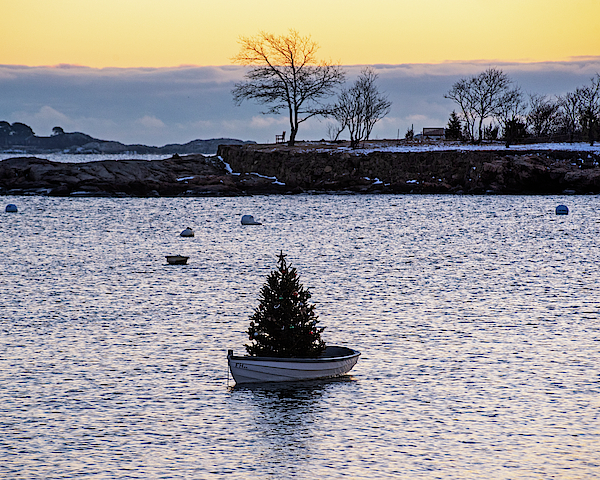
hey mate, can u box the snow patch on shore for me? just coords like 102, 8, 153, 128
325, 142, 600, 155
250, 172, 286, 186
218, 155, 240, 175
217, 156, 285, 184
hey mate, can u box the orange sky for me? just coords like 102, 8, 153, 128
1, 0, 599, 68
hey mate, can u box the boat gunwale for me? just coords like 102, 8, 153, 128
228, 348, 360, 364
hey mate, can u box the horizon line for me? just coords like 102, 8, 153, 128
2, 56, 600, 71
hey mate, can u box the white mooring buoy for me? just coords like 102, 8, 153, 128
180, 227, 195, 237
241, 215, 262, 225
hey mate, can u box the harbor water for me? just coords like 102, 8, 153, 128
1, 194, 599, 479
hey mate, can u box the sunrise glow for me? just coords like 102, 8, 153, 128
1, 0, 599, 68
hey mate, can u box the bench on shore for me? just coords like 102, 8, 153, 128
275, 131, 286, 144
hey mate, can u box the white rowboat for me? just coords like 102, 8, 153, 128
227, 346, 360, 384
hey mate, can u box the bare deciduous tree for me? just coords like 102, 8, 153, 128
332, 67, 391, 148
325, 122, 344, 141
576, 74, 600, 145
527, 94, 560, 137
444, 77, 477, 142
445, 68, 514, 143
231, 30, 345, 146
496, 87, 527, 147
556, 74, 600, 144
557, 92, 581, 141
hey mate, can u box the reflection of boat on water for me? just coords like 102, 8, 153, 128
227, 346, 360, 384
230, 374, 356, 392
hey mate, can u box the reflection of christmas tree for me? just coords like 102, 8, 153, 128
246, 252, 326, 357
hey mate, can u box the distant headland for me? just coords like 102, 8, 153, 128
0, 121, 255, 155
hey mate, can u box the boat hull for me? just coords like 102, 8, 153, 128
228, 346, 360, 384
166, 255, 189, 265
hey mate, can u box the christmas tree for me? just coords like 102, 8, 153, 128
246, 252, 326, 357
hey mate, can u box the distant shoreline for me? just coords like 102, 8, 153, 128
1, 141, 599, 197
0, 120, 255, 156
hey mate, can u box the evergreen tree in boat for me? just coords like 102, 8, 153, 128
246, 252, 326, 357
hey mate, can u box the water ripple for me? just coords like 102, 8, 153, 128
1, 194, 599, 478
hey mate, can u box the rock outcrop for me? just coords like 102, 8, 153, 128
2, 142, 599, 197
218, 142, 600, 195
0, 155, 286, 196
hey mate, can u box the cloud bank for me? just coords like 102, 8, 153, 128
1, 59, 599, 146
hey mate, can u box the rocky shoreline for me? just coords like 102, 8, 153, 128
0, 154, 288, 197
1, 142, 600, 197
219, 142, 600, 195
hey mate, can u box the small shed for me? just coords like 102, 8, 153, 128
422, 128, 445, 140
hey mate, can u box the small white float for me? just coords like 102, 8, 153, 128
227, 346, 360, 384
5, 204, 18, 213
241, 215, 262, 225
165, 255, 189, 265
556, 205, 569, 215
180, 227, 195, 237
